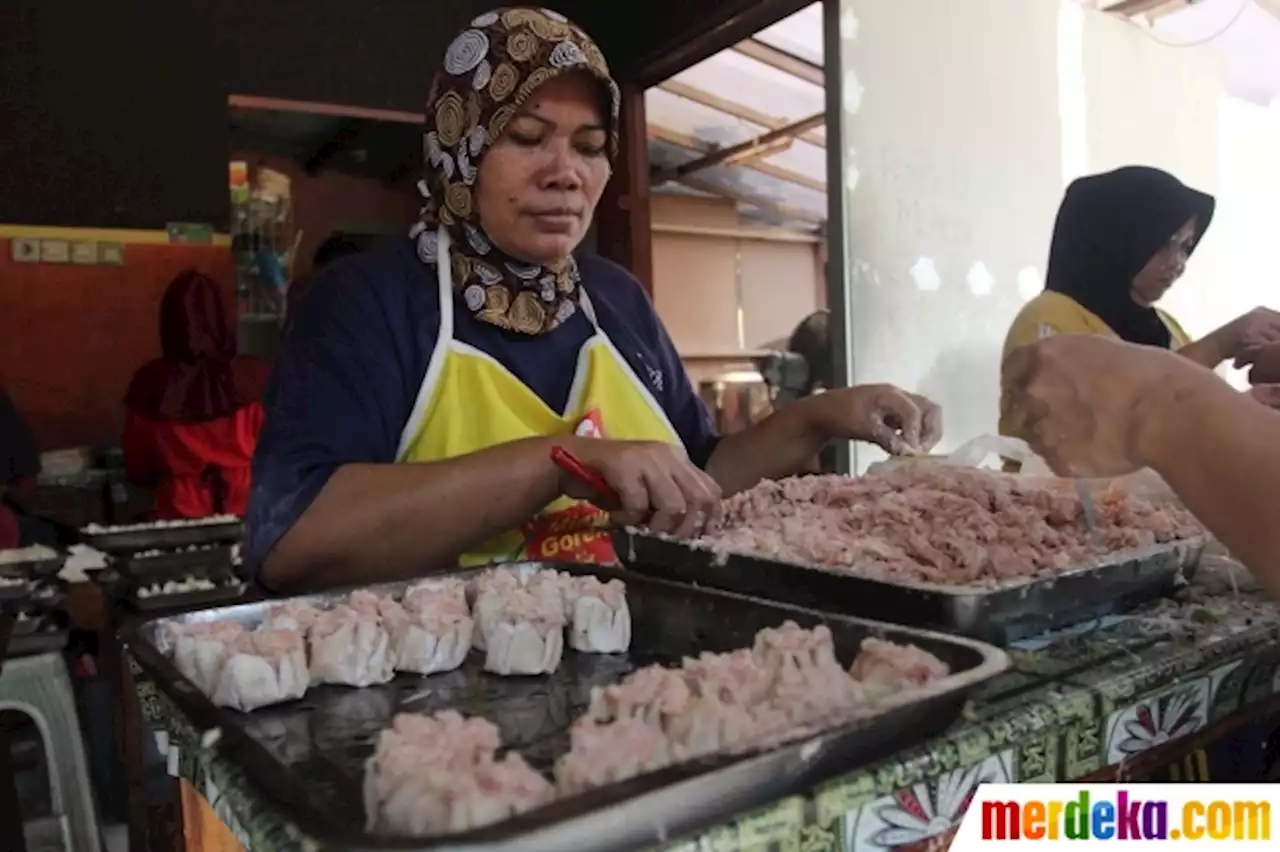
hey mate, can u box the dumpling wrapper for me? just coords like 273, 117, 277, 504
310, 612, 395, 687
390, 610, 474, 675
568, 579, 630, 653
210, 642, 308, 712
485, 621, 563, 676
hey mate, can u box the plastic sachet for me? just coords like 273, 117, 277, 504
867, 434, 1183, 509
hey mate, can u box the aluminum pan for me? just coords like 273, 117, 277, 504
82, 521, 243, 554
124, 562, 1009, 852
616, 532, 1206, 645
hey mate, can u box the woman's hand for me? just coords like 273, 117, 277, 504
1227, 307, 1280, 368
1246, 344, 1280, 385
1002, 335, 1187, 477
557, 438, 722, 539
1249, 384, 1280, 409
805, 385, 943, 456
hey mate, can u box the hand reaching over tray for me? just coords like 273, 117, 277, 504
1002, 334, 1183, 477
704, 383, 943, 496
1004, 333, 1280, 601
809, 384, 944, 457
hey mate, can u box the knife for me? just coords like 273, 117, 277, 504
1075, 478, 1100, 541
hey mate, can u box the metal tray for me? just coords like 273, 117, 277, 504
114, 545, 234, 579
616, 532, 1206, 646
0, 576, 34, 603
94, 564, 252, 614
1, 589, 68, 657
81, 519, 243, 554
0, 552, 65, 580
124, 562, 1009, 852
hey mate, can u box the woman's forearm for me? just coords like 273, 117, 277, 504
1138, 370, 1280, 598
1178, 326, 1231, 370
706, 398, 828, 495
261, 437, 566, 591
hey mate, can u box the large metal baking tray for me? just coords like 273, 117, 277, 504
124, 562, 1009, 852
616, 531, 1206, 646
80, 519, 243, 554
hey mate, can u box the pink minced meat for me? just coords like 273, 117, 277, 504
700, 466, 1203, 585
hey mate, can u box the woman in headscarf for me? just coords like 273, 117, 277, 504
1000, 165, 1280, 442
246, 7, 943, 592
122, 270, 271, 519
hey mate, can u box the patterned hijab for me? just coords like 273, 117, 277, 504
411, 7, 620, 335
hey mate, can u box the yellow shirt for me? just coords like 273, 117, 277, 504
998, 291, 1190, 440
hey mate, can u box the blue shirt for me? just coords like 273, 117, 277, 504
244, 238, 720, 577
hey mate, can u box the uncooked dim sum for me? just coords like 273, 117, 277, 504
210, 628, 309, 712
309, 594, 395, 687
364, 711, 551, 835
553, 717, 674, 795
169, 619, 245, 694
565, 576, 630, 653
382, 593, 474, 676
482, 588, 564, 676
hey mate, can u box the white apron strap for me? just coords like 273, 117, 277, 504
395, 226, 457, 460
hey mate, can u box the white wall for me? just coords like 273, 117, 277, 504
835, 0, 1236, 466
1212, 97, 1280, 386
836, 0, 1065, 467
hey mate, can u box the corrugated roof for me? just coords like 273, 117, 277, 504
646, 3, 828, 231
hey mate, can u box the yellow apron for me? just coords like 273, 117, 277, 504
397, 227, 682, 565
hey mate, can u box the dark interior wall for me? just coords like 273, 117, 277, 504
0, 0, 224, 229
0, 0, 801, 231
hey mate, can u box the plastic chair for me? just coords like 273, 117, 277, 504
0, 652, 102, 852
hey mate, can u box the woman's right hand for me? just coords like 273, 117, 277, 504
556, 438, 722, 539
1228, 307, 1280, 368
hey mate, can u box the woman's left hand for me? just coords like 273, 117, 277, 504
808, 385, 943, 456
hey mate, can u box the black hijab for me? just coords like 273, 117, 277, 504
1045, 166, 1214, 348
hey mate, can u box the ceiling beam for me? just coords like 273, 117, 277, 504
657, 79, 826, 148
627, 0, 814, 89
674, 175, 824, 225
652, 113, 825, 183
228, 94, 423, 124
648, 124, 825, 192
731, 38, 825, 87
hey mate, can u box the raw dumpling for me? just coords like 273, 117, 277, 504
210, 629, 309, 711
566, 576, 630, 653
169, 619, 244, 694
554, 718, 675, 795
849, 636, 950, 697
364, 711, 551, 836
483, 589, 564, 676
383, 593, 474, 675
309, 598, 395, 687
